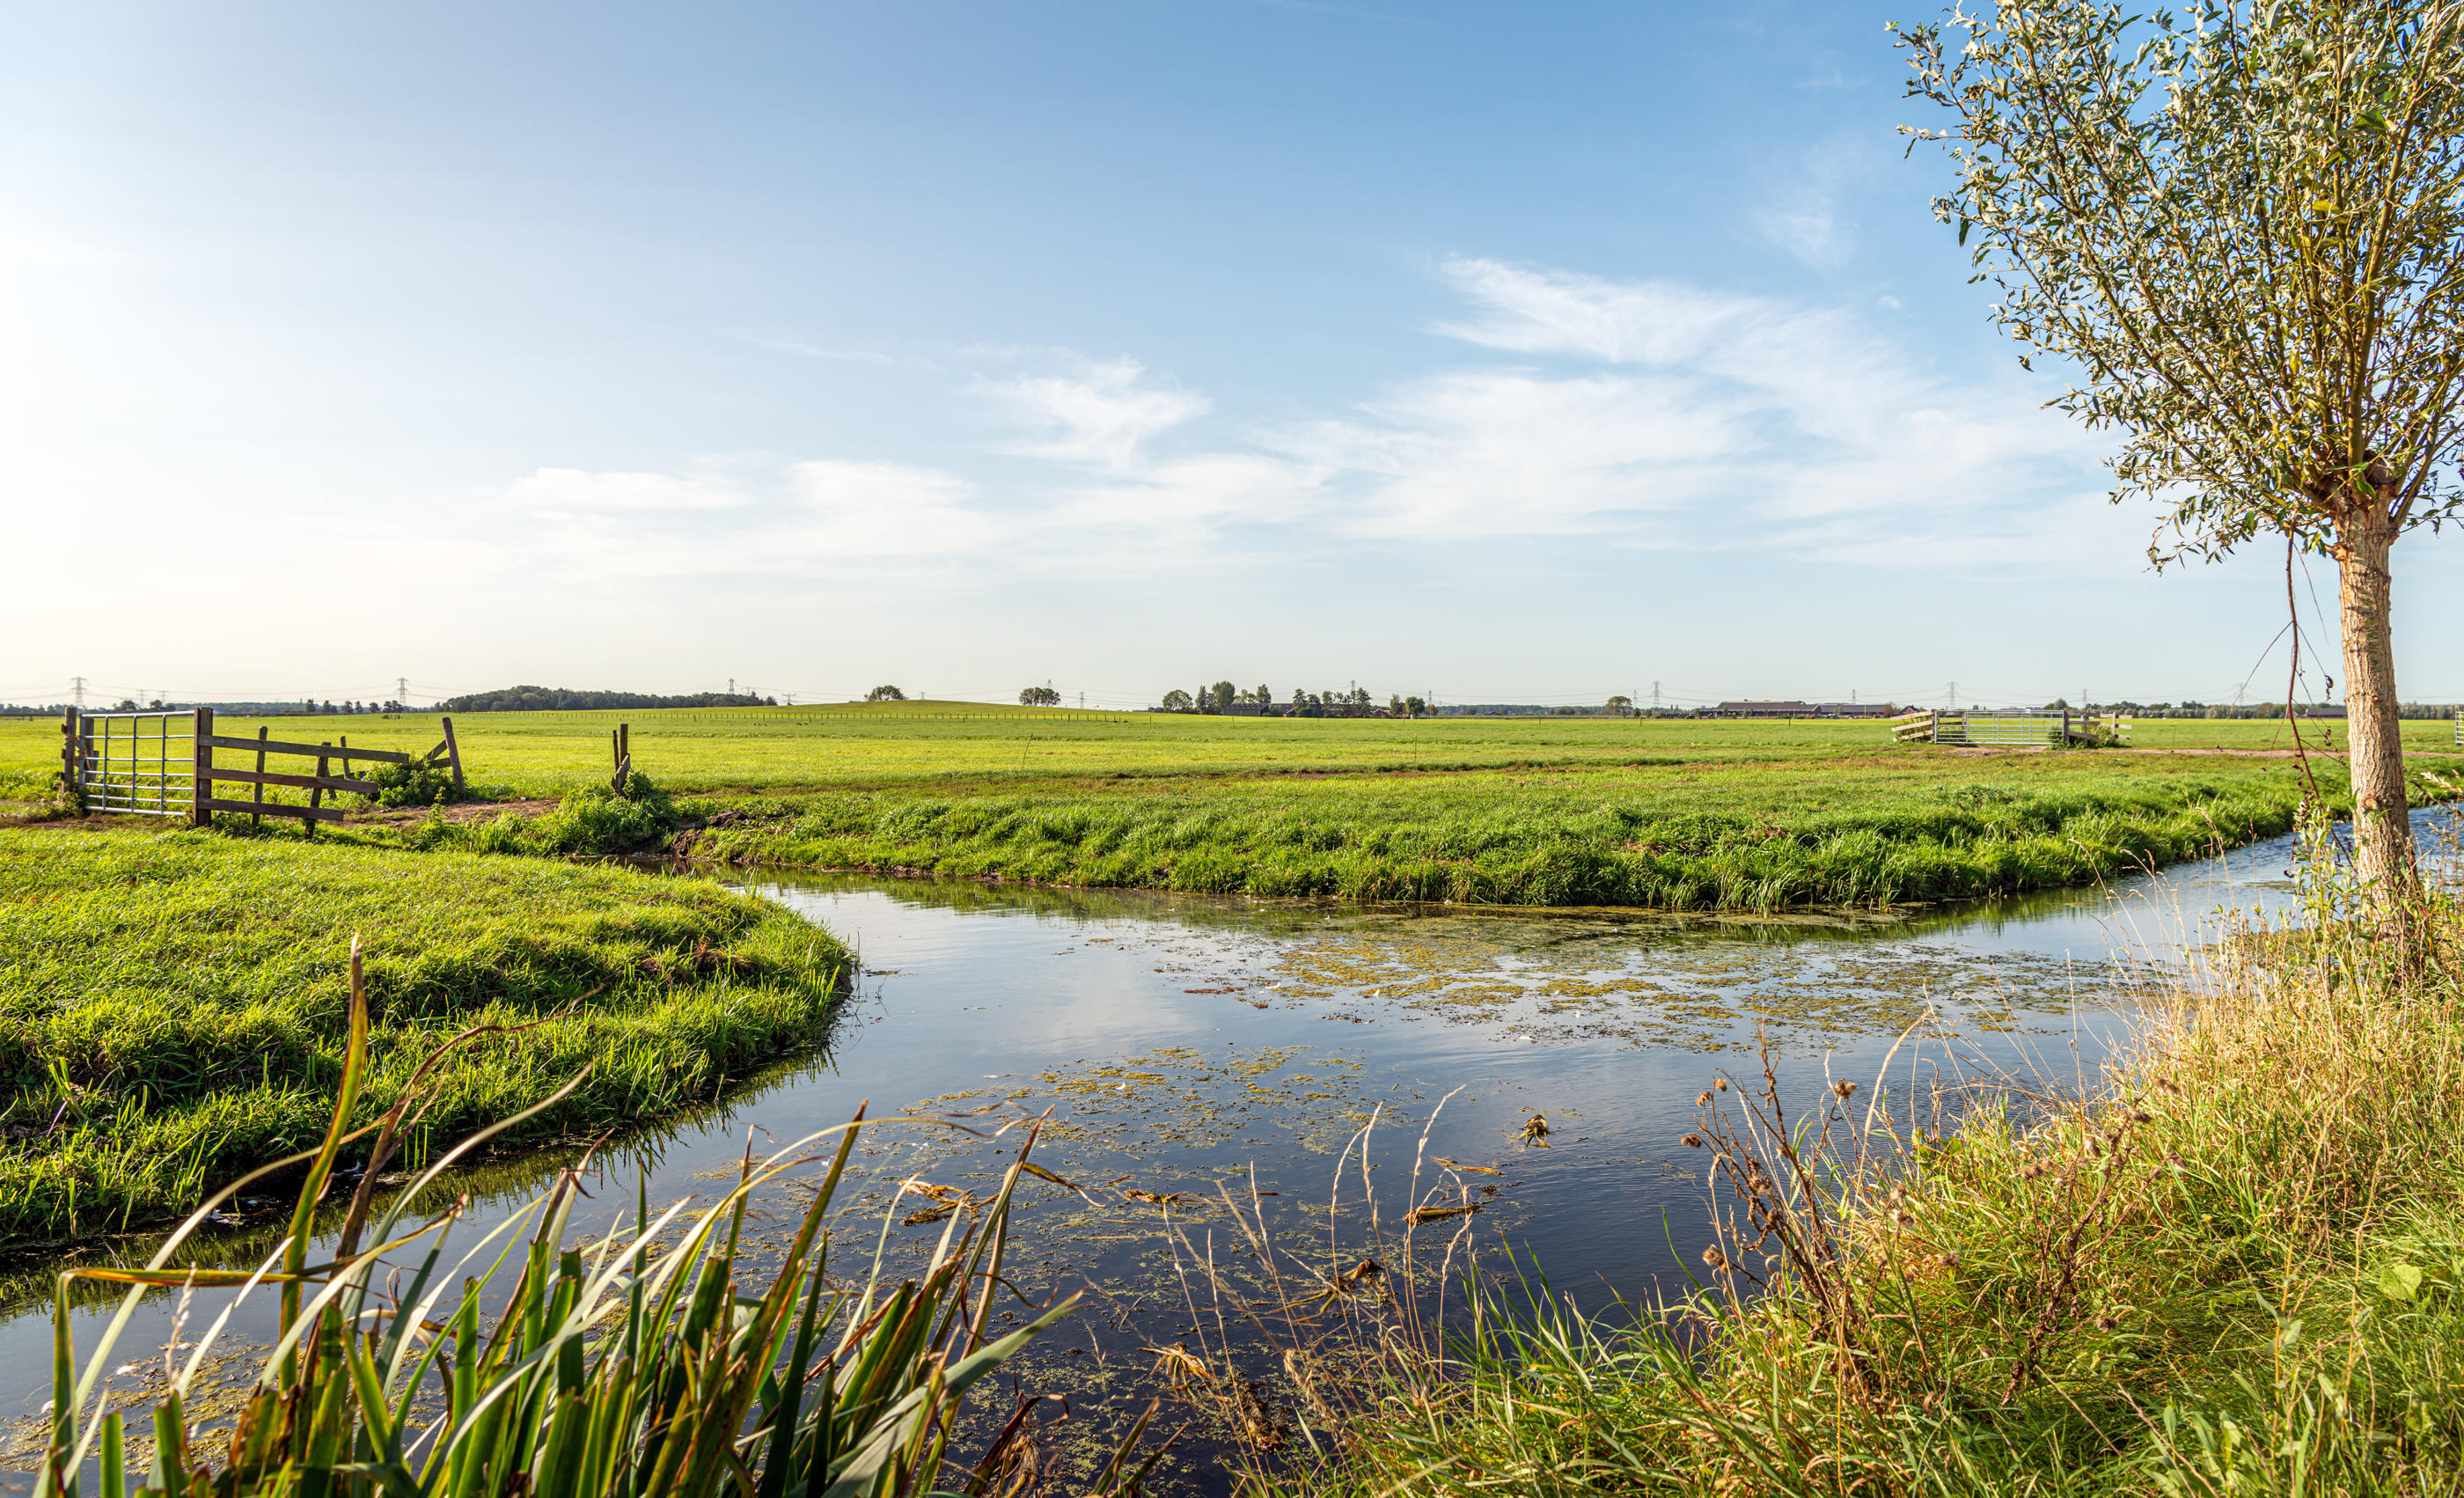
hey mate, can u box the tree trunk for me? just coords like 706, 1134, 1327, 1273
2334, 521, 2417, 930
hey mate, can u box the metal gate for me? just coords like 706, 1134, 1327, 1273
66, 709, 196, 817
60, 707, 466, 828
1933, 712, 2064, 746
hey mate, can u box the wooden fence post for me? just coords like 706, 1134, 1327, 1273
191, 708, 214, 828
440, 716, 464, 790
309, 741, 331, 835
252, 726, 268, 829
59, 707, 78, 809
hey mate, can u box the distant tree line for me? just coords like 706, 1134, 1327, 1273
1155, 684, 1433, 718
438, 686, 776, 712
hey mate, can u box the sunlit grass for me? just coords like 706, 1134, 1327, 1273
0, 829, 849, 1245
4, 704, 2454, 804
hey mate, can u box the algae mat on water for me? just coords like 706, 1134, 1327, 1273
0, 828, 850, 1247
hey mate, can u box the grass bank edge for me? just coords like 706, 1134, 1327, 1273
203, 758, 2457, 911
0, 827, 854, 1250
1229, 840, 2464, 1494
669, 768, 2464, 911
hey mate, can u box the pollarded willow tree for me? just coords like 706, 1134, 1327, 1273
1897, 0, 2464, 937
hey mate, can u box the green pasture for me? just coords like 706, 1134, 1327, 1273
8, 704, 2457, 911
4, 701, 2454, 804
0, 829, 849, 1246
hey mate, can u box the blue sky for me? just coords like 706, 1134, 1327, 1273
4, 1, 2455, 709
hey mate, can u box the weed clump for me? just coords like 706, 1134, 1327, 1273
356, 757, 468, 808
413, 772, 683, 857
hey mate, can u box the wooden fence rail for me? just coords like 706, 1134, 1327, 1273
59, 707, 464, 830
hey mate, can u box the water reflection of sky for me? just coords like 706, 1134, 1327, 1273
4, 807, 2455, 1480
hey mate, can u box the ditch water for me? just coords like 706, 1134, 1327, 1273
3, 813, 2447, 1487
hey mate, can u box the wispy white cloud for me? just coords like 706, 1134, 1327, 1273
508, 466, 750, 512
491, 459, 1002, 580
473, 257, 2104, 582
1273, 256, 2102, 550
1750, 142, 1865, 272
992, 357, 1210, 472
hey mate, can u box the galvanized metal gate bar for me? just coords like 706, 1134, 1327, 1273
66, 708, 198, 817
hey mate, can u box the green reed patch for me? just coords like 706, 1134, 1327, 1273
675, 760, 2372, 909
0, 828, 849, 1247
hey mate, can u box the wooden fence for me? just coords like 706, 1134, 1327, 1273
61, 708, 464, 831
1888, 709, 2133, 746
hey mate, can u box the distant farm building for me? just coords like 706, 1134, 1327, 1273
1713, 701, 1897, 719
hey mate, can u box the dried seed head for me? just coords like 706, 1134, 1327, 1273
1938, 1252, 1960, 1268
1892, 1210, 1915, 1226
2130, 1110, 2153, 1125
1833, 1080, 1858, 1099
1681, 1134, 1705, 1149
2093, 1315, 2117, 1332
1696, 1090, 1713, 1107
1701, 1245, 1732, 1273
1715, 1077, 1729, 1091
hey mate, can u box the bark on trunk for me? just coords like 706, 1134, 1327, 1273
2334, 522, 2417, 927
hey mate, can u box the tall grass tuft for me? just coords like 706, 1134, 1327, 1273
28, 941, 1103, 1498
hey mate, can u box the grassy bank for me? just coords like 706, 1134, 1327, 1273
1243, 858, 2464, 1493
677, 761, 2364, 908
0, 828, 849, 1248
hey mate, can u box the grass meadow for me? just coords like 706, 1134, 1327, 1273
0, 828, 849, 1247
7, 703, 2459, 908
4, 701, 2457, 803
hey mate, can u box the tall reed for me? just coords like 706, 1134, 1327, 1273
29, 941, 1112, 1498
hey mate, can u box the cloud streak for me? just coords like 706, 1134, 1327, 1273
475, 258, 2108, 582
